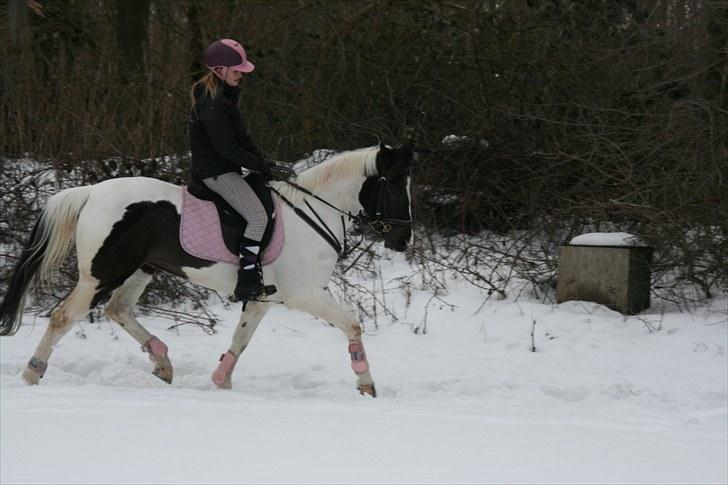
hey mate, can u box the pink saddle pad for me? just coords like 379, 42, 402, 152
179, 187, 284, 266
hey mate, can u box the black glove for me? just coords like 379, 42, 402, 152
268, 160, 295, 181
257, 159, 275, 180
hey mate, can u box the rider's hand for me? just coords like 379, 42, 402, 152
268, 160, 295, 181
256, 160, 273, 180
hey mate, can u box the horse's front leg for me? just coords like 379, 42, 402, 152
212, 300, 271, 389
288, 289, 376, 397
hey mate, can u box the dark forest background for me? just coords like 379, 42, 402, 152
1, 0, 726, 313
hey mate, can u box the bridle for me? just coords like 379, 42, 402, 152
361, 176, 413, 234
269, 176, 412, 259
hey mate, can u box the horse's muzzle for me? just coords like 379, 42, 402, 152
384, 227, 410, 252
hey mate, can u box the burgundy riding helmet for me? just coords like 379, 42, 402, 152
204, 39, 255, 73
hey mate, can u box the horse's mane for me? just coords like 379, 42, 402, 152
271, 147, 378, 203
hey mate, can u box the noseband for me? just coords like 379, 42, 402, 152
361, 176, 412, 234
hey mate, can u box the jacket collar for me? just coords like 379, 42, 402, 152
218, 77, 241, 103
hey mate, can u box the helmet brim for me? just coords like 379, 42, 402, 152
230, 60, 255, 73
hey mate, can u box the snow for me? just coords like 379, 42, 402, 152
1, 251, 727, 484
570, 232, 644, 247
442, 134, 469, 144
292, 149, 339, 174
440, 134, 489, 148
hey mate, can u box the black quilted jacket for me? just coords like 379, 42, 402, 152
189, 78, 265, 181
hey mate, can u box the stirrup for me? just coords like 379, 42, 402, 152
232, 266, 277, 301
231, 284, 278, 302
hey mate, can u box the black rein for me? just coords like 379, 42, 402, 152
268, 177, 410, 260
269, 182, 359, 259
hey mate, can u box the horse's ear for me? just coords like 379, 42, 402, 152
398, 133, 415, 165
402, 135, 413, 150
401, 141, 414, 163
388, 142, 413, 170
376, 142, 394, 175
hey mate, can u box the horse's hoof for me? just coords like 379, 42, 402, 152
148, 350, 173, 384
22, 357, 47, 385
358, 383, 377, 398
153, 365, 173, 384
212, 377, 232, 390
22, 368, 41, 385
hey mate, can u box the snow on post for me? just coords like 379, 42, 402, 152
556, 233, 652, 314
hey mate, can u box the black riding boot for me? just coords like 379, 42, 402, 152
233, 241, 276, 301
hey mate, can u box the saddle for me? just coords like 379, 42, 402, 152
180, 173, 284, 265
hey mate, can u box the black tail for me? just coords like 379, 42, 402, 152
0, 219, 48, 336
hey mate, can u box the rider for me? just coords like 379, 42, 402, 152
189, 38, 275, 301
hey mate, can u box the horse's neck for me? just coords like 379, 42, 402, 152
277, 149, 376, 217
309, 178, 364, 216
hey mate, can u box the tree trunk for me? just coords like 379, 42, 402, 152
705, 3, 727, 110
114, 0, 152, 83
187, 0, 205, 80
7, 0, 28, 48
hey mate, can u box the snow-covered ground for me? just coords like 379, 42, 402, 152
1, 251, 726, 484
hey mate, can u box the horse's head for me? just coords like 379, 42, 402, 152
359, 143, 414, 252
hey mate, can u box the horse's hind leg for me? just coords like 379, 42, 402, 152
105, 269, 173, 384
212, 300, 271, 389
23, 277, 96, 385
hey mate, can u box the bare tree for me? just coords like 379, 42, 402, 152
114, 0, 151, 83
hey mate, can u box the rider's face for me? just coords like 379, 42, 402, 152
222, 68, 244, 87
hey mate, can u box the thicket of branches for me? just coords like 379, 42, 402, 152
1, 0, 726, 316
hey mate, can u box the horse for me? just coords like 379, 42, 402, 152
0, 144, 414, 397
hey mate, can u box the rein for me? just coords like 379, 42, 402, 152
269, 177, 411, 259
269, 182, 361, 259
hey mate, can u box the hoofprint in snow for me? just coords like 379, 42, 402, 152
1, 250, 726, 484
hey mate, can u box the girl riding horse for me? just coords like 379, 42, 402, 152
190, 38, 273, 301
0, 143, 414, 397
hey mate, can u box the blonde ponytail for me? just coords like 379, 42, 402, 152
189, 71, 219, 108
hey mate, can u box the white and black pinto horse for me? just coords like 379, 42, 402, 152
0, 145, 414, 397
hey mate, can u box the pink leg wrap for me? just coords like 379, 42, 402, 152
348, 341, 369, 374
143, 336, 168, 357
212, 351, 238, 387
